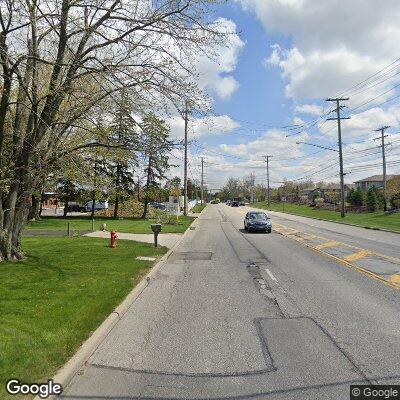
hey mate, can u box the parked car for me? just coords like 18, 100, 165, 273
239, 201, 245, 206
226, 200, 232, 206
149, 202, 166, 210
244, 211, 272, 233
66, 204, 86, 212
85, 200, 109, 211
231, 200, 239, 207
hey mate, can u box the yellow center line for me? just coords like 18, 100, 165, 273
236, 209, 400, 290
273, 221, 400, 291
299, 234, 317, 240
389, 274, 400, 285
315, 241, 341, 250
344, 250, 371, 262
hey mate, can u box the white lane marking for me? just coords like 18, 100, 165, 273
265, 268, 278, 283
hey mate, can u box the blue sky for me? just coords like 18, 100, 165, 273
213, 2, 292, 128
169, 0, 400, 190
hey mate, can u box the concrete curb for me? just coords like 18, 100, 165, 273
36, 217, 199, 400
253, 206, 400, 235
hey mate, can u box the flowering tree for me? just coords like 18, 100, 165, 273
0, 0, 229, 260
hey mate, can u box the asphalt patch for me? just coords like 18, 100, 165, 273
168, 251, 213, 261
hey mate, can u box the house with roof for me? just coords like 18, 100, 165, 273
354, 175, 399, 191
315, 183, 356, 203
299, 183, 356, 204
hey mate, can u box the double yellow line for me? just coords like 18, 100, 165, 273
274, 223, 400, 291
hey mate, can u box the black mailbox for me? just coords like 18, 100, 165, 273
151, 224, 162, 247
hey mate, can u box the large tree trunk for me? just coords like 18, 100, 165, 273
28, 194, 41, 220
90, 195, 96, 218
141, 158, 152, 219
63, 198, 69, 218
114, 196, 119, 219
0, 183, 30, 261
114, 163, 121, 219
39, 193, 44, 218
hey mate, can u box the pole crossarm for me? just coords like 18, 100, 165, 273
326, 97, 350, 101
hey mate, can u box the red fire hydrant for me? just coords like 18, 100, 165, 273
110, 230, 118, 248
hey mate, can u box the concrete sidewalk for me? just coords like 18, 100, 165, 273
84, 231, 183, 248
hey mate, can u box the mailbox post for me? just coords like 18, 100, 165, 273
151, 224, 162, 247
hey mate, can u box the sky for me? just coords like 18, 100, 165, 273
167, 0, 400, 191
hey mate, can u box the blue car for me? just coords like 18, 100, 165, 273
244, 211, 272, 233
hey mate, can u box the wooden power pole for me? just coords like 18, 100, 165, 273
326, 97, 350, 218
374, 126, 390, 211
201, 157, 204, 205
263, 156, 272, 207
183, 100, 189, 216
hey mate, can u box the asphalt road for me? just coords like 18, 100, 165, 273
62, 204, 400, 400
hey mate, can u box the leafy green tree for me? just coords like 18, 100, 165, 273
375, 187, 386, 210
0, 0, 230, 262
140, 114, 173, 219
346, 188, 355, 204
84, 145, 112, 218
387, 177, 400, 209
366, 187, 378, 212
166, 177, 182, 190
57, 179, 83, 218
187, 179, 199, 200
390, 193, 400, 209
108, 94, 139, 218
348, 188, 364, 206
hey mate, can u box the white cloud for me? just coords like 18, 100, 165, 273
219, 128, 307, 158
214, 76, 240, 100
194, 18, 244, 100
167, 115, 240, 140
321, 106, 400, 140
239, 0, 400, 103
295, 104, 323, 115
166, 2, 400, 189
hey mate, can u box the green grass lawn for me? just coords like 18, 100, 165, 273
0, 236, 167, 399
253, 202, 400, 232
191, 203, 207, 213
26, 215, 194, 235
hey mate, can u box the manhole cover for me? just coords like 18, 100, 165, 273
169, 251, 213, 261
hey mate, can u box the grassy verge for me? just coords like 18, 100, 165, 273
191, 203, 207, 213
252, 202, 400, 232
0, 236, 167, 399
26, 215, 194, 234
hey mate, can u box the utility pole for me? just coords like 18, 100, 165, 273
183, 100, 189, 216
137, 176, 140, 201
250, 172, 255, 204
201, 158, 205, 205
374, 126, 390, 211
263, 156, 272, 207
326, 97, 350, 218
